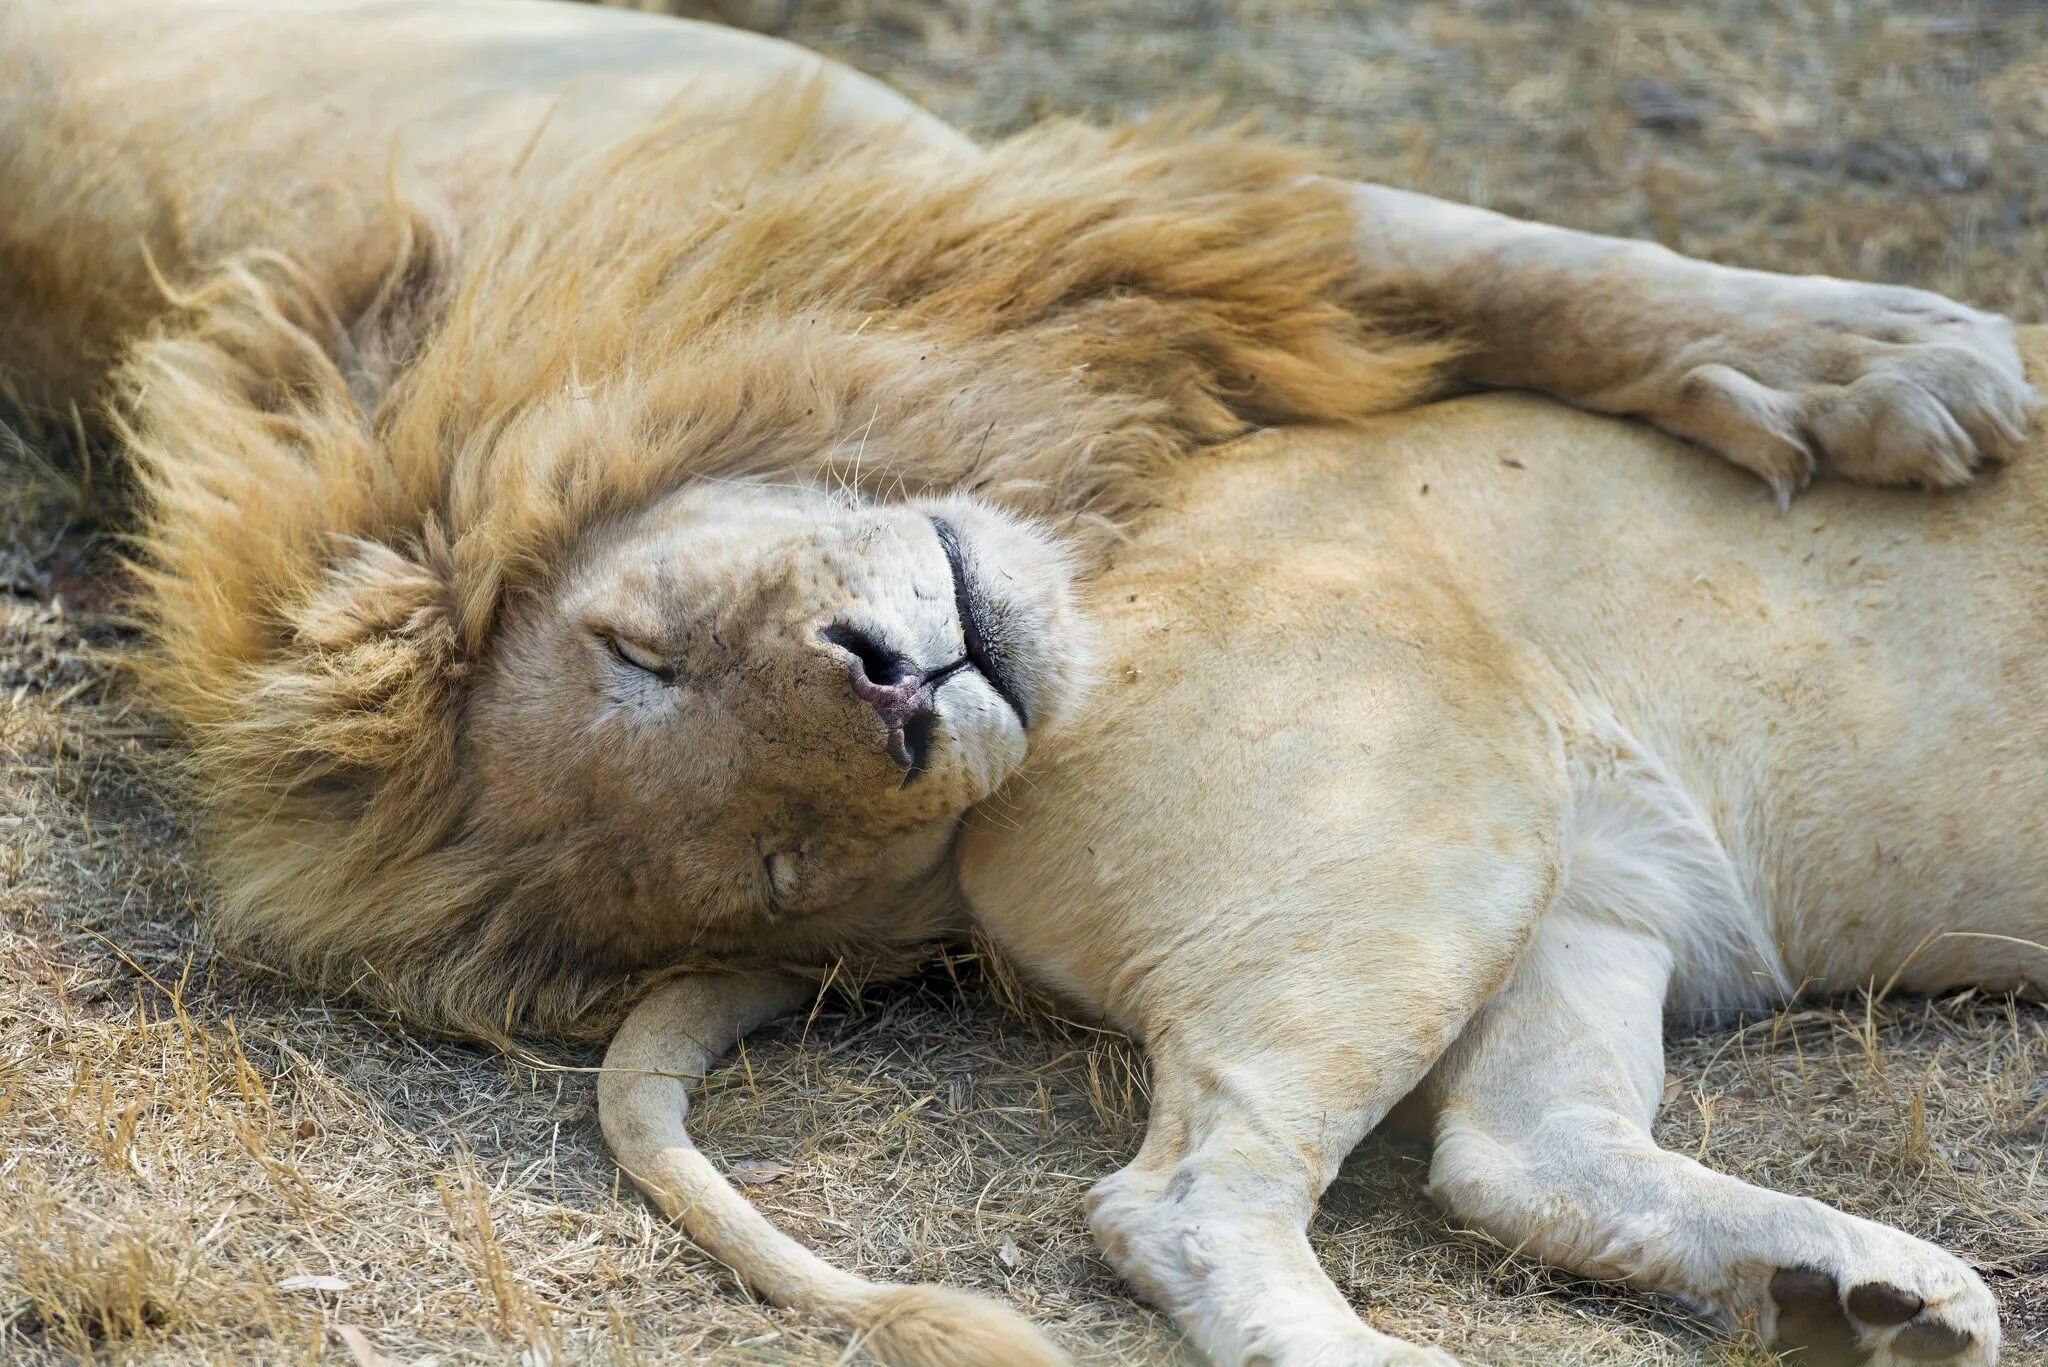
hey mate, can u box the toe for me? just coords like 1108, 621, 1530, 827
1846, 1282, 1924, 1326
1659, 362, 1815, 500
1732, 283, 2037, 490
1888, 336, 2035, 466
1803, 372, 1978, 488
1772, 1267, 1843, 1315
1746, 1211, 1996, 1366
1892, 1321, 1975, 1361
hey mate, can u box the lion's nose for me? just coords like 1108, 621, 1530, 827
822, 624, 937, 774
822, 623, 915, 690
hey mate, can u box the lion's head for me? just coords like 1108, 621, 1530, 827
120, 99, 1448, 1037
465, 481, 1090, 970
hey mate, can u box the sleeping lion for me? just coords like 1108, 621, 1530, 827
4, 1, 2040, 1364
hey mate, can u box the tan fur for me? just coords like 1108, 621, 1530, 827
108, 101, 1446, 1037
5, 3, 2039, 1363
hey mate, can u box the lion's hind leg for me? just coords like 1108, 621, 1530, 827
1422, 898, 2000, 1365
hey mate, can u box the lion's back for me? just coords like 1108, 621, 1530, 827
0, 0, 957, 410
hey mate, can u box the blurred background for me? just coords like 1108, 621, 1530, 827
639, 0, 2048, 317
5, 3, 2045, 1364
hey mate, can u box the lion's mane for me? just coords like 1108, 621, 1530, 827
120, 95, 1452, 1038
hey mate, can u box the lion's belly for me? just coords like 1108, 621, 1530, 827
0, 0, 965, 407
1239, 380, 2047, 998
1420, 395, 2048, 1000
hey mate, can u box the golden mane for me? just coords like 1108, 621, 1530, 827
121, 94, 1452, 1038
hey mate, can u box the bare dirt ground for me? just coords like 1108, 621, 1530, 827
5, 1, 2047, 1364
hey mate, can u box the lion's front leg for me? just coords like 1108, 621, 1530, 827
963, 715, 1567, 1365
1342, 183, 2036, 498
1088, 1030, 1460, 1367
1072, 851, 1562, 1367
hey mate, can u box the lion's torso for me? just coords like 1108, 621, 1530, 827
958, 353, 2048, 1036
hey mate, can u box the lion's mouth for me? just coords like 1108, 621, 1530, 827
931, 516, 1031, 729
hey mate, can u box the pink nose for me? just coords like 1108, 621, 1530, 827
822, 625, 937, 772
856, 675, 936, 770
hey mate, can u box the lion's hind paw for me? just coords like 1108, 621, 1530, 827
1766, 1256, 1998, 1366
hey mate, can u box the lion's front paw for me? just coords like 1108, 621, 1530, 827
1652, 279, 2037, 499
1761, 1241, 1999, 1367
1237, 1326, 1461, 1367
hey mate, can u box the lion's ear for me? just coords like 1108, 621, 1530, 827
268, 535, 467, 795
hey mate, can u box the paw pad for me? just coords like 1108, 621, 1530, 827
1769, 1266, 1978, 1364
1894, 1322, 1974, 1361
1770, 1267, 1861, 1361
1846, 1282, 1923, 1326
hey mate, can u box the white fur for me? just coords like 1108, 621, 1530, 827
961, 374, 2047, 1364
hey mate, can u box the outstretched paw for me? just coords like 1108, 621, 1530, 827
1652, 278, 2037, 501
1767, 1257, 1997, 1366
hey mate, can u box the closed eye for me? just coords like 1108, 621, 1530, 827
603, 634, 678, 684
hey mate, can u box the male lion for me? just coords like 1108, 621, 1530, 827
3, 2, 2039, 1365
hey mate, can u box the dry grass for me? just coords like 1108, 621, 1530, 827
5, 1, 2048, 1363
